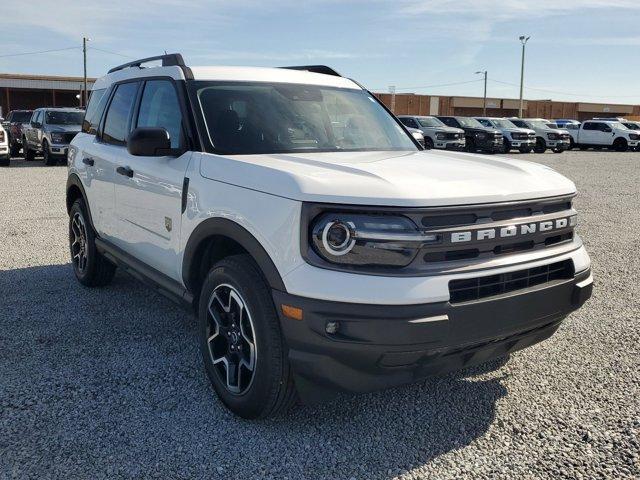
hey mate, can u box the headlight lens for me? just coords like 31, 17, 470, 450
310, 213, 439, 268
51, 132, 65, 143
0, 130, 4, 142
547, 133, 559, 140
629, 133, 639, 140
435, 132, 445, 140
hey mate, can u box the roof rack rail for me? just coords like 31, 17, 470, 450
108, 53, 187, 74
280, 65, 342, 77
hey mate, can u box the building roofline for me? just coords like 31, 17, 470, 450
0, 73, 97, 82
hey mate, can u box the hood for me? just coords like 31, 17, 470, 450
199, 149, 576, 207
502, 127, 535, 135
420, 125, 464, 134
47, 124, 81, 133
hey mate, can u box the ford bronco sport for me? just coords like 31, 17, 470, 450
66, 54, 593, 418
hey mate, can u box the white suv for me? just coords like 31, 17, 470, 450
66, 54, 593, 418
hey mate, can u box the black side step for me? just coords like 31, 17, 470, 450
95, 238, 194, 309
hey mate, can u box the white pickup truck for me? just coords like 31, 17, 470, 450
569, 120, 639, 152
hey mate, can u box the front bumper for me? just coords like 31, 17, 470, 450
508, 138, 536, 148
547, 139, 570, 150
480, 138, 504, 152
274, 268, 592, 403
435, 139, 466, 150
47, 143, 69, 157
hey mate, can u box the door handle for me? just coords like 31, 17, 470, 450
82, 157, 95, 166
116, 166, 134, 178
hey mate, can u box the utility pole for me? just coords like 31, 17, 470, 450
389, 85, 396, 114
519, 35, 530, 118
82, 37, 89, 108
475, 70, 487, 115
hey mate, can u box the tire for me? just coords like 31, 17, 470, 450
24, 139, 36, 161
534, 138, 546, 154
425, 137, 434, 150
9, 141, 21, 158
199, 254, 297, 419
69, 199, 116, 287
465, 137, 476, 153
613, 138, 628, 152
579, 145, 588, 151
569, 138, 575, 150
519, 146, 532, 153
43, 140, 56, 166
502, 140, 512, 153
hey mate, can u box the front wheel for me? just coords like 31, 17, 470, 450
43, 141, 56, 166
465, 138, 476, 153
424, 137, 434, 150
9, 142, 21, 158
534, 138, 547, 154
502, 140, 512, 153
69, 199, 116, 287
199, 254, 296, 419
24, 140, 36, 161
613, 138, 628, 152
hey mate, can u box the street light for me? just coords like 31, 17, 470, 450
475, 70, 487, 116
519, 35, 530, 118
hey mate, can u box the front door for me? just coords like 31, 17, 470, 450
113, 79, 192, 281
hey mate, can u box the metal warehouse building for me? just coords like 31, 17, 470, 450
374, 93, 640, 121
0, 74, 96, 117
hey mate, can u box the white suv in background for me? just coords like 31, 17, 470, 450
510, 118, 571, 154
475, 117, 536, 153
66, 54, 592, 419
397, 115, 465, 150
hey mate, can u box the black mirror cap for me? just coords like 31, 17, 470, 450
127, 127, 172, 156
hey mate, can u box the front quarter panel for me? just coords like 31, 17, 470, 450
179, 153, 305, 286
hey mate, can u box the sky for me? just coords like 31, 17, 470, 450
1, 0, 640, 104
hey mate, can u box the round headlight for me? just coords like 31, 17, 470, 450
322, 221, 356, 256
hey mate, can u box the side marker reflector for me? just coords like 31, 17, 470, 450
281, 304, 303, 321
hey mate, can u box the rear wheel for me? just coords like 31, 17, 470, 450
69, 199, 116, 287
425, 137, 434, 150
199, 254, 297, 419
534, 138, 547, 154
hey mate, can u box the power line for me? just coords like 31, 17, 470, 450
0, 46, 80, 58
489, 78, 640, 99
89, 46, 135, 59
373, 78, 483, 92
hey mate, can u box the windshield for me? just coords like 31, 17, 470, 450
46, 111, 84, 125
417, 117, 445, 128
547, 123, 559, 129
610, 122, 628, 130
528, 120, 551, 129
493, 119, 517, 129
12, 111, 32, 123
456, 117, 484, 128
194, 82, 417, 155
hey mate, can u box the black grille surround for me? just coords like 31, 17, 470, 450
300, 194, 580, 277
449, 259, 574, 304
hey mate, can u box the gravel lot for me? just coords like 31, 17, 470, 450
1, 151, 639, 479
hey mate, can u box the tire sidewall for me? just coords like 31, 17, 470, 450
198, 258, 285, 418
69, 199, 99, 284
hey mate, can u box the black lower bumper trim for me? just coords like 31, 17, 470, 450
273, 268, 592, 404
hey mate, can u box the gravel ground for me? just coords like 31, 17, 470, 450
1, 151, 639, 479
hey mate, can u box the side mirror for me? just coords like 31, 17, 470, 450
127, 127, 173, 156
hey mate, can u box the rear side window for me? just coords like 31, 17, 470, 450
83, 88, 108, 134
136, 80, 183, 148
102, 82, 139, 145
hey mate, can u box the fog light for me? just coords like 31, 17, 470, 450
325, 321, 339, 334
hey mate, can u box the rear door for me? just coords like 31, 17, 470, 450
113, 78, 192, 280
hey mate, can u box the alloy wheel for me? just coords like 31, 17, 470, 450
206, 284, 257, 395
70, 212, 88, 273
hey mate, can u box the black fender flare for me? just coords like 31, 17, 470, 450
182, 218, 286, 293
66, 173, 96, 230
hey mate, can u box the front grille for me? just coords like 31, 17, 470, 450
448, 259, 574, 304
62, 132, 77, 143
512, 133, 528, 140
445, 132, 462, 140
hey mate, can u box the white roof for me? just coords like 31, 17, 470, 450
93, 64, 361, 91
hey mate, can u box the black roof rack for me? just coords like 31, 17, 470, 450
280, 65, 342, 77
108, 53, 187, 74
